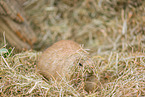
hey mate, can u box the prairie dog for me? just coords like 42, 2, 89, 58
37, 40, 97, 92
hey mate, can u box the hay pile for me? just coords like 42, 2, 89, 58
0, 0, 145, 96
0, 49, 145, 96
22, 0, 145, 51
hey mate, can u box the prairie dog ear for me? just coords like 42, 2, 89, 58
82, 59, 94, 69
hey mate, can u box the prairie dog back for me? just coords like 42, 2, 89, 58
37, 40, 88, 80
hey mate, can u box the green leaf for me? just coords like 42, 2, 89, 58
0, 48, 8, 54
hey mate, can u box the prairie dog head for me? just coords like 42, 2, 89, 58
37, 40, 98, 92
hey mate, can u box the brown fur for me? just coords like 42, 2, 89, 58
37, 40, 98, 92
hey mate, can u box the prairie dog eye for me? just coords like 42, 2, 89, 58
79, 63, 83, 66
